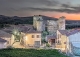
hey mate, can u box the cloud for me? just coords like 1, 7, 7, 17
9, 0, 59, 6
61, 4, 71, 8
19, 7, 76, 13
61, 3, 80, 13
0, 0, 80, 16
17, 4, 80, 14
0, 0, 59, 11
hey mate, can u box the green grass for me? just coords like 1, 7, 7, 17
0, 48, 69, 57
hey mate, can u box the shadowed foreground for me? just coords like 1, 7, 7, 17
0, 49, 69, 57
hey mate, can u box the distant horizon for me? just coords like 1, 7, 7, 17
0, 14, 80, 21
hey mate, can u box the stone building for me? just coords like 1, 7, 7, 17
33, 15, 66, 35
58, 16, 66, 30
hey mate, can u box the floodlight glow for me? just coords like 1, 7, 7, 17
24, 36, 28, 40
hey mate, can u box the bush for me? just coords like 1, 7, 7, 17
41, 39, 47, 43
46, 43, 50, 47
0, 49, 69, 57
7, 46, 14, 49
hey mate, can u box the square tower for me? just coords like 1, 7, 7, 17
33, 15, 44, 31
58, 16, 66, 30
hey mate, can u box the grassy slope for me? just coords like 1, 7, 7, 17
0, 49, 69, 57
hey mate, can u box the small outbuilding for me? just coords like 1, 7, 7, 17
46, 35, 57, 46
0, 38, 7, 49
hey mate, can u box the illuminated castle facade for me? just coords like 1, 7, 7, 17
33, 15, 65, 35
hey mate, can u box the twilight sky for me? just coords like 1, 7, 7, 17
0, 0, 80, 20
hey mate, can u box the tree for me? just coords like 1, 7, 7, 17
12, 29, 21, 45
42, 31, 49, 37
42, 31, 49, 43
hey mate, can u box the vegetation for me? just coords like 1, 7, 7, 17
12, 29, 21, 41
0, 16, 33, 25
41, 31, 49, 43
12, 29, 22, 45
0, 49, 69, 57
46, 43, 50, 47
66, 25, 80, 29
42, 31, 49, 38
0, 24, 10, 28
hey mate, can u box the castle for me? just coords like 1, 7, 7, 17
33, 15, 66, 35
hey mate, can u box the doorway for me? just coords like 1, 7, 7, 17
34, 41, 40, 48
51, 39, 55, 45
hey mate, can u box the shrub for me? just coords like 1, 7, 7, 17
46, 43, 50, 47
7, 46, 14, 49
0, 49, 69, 57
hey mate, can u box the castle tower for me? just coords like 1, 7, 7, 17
33, 15, 44, 31
33, 15, 38, 29
58, 16, 66, 30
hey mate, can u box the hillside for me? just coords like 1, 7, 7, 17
0, 15, 80, 29
0, 15, 33, 24
0, 15, 80, 25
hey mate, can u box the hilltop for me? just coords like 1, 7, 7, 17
0, 15, 80, 29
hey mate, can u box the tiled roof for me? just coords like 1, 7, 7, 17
58, 30, 68, 35
26, 30, 41, 33
47, 35, 57, 40
3, 25, 34, 34
67, 29, 80, 36
0, 30, 11, 38
0, 38, 7, 42
59, 29, 80, 36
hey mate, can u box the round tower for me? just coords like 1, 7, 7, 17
58, 16, 66, 30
